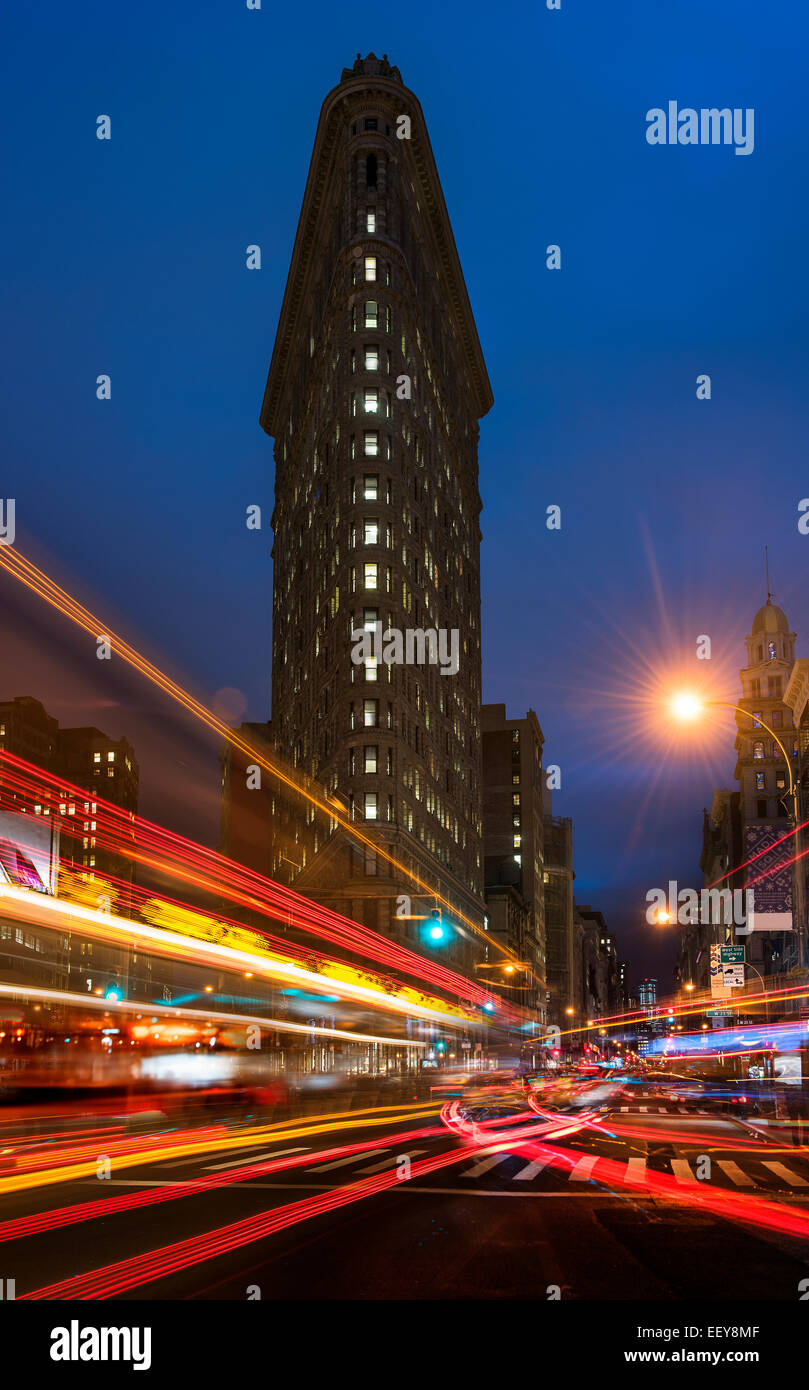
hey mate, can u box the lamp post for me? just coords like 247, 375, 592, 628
670, 695, 806, 970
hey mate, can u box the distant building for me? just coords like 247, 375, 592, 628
481, 704, 546, 1020
543, 815, 575, 1028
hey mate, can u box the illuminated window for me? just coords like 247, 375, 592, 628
755, 771, 765, 790
366, 210, 376, 233
107, 751, 115, 763
365, 256, 377, 282
513, 834, 521, 849
364, 388, 379, 413
364, 746, 378, 774
363, 475, 378, 501
753, 741, 764, 759
364, 562, 378, 589
93, 752, 101, 764
364, 300, 378, 328
364, 792, 378, 820
365, 345, 379, 371
364, 519, 379, 545
363, 699, 379, 727
364, 431, 379, 457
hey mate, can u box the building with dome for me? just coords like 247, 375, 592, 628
686, 595, 805, 988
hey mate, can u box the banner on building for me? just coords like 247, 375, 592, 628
744, 825, 794, 931
0, 809, 59, 895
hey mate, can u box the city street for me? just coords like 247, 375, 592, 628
2, 1093, 808, 1301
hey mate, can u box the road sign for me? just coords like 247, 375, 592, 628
720, 946, 745, 964
722, 964, 745, 988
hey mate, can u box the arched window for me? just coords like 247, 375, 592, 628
753, 741, 764, 760
768, 641, 776, 660
366, 153, 377, 188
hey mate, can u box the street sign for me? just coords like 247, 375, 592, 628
720, 946, 745, 964
722, 964, 745, 988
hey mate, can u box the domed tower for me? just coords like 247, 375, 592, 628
734, 596, 798, 968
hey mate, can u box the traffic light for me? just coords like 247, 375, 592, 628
426, 907, 446, 943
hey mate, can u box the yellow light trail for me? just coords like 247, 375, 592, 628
0, 545, 518, 966
0, 885, 477, 1029
0, 1104, 439, 1197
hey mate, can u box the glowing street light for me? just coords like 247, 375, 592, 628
670, 692, 704, 722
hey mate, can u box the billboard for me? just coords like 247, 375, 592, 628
0, 809, 59, 895
744, 825, 793, 931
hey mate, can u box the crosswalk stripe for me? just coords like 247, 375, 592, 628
671, 1159, 697, 1184
620, 1106, 629, 1112
678, 1107, 690, 1114
624, 1157, 647, 1183
762, 1161, 809, 1188
357, 1149, 426, 1174
716, 1160, 753, 1187
461, 1153, 511, 1178
513, 1158, 551, 1181
569, 1154, 599, 1181
309, 1147, 389, 1172
638, 1106, 648, 1113
204, 1146, 309, 1172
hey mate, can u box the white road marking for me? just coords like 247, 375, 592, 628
461, 1153, 512, 1178
308, 1147, 390, 1172
762, 1161, 809, 1188
624, 1157, 647, 1183
356, 1149, 426, 1174
670, 1159, 697, 1184
512, 1158, 551, 1181
569, 1154, 599, 1181
716, 1160, 753, 1187
204, 1146, 309, 1172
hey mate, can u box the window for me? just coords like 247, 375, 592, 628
93, 752, 101, 764
366, 153, 377, 187
364, 746, 378, 774
752, 711, 763, 727
757, 799, 767, 818
363, 699, 378, 727
363, 519, 379, 545
364, 119, 377, 131
385, 305, 392, 333
513, 834, 522, 849
768, 641, 777, 660
365, 256, 377, 282
364, 791, 378, 820
755, 771, 765, 790
771, 709, 782, 728
364, 431, 379, 456
363, 474, 378, 501
365, 345, 379, 371
512, 793, 521, 807
365, 658, 378, 682
365, 301, 378, 329
366, 210, 376, 233
768, 676, 782, 697
512, 773, 520, 785
364, 388, 379, 413
363, 607, 378, 630
753, 741, 764, 759
776, 772, 786, 790
364, 562, 378, 589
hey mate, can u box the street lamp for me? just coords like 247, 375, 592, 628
670, 692, 806, 968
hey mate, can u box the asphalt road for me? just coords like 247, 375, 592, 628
2, 1098, 808, 1300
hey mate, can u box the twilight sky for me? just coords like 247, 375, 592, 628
2, 0, 808, 985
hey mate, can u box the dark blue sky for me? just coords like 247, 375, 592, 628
3, 1, 808, 983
